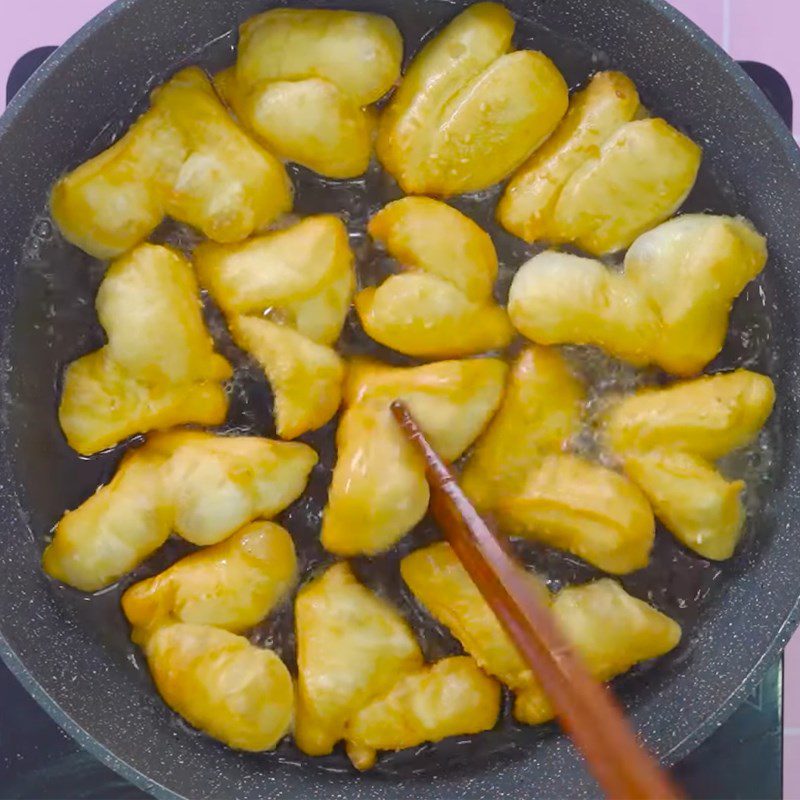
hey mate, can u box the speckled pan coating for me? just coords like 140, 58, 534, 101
0, 0, 799, 798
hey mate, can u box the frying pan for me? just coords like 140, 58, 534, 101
1, 1, 799, 798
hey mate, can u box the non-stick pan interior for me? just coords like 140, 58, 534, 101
1, 1, 800, 799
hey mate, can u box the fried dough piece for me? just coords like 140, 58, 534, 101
51, 67, 292, 258
357, 198, 512, 357
344, 656, 501, 770
59, 347, 228, 456
603, 370, 775, 559
499, 70, 701, 255
461, 346, 585, 510
508, 215, 767, 375
496, 454, 655, 574
43, 432, 316, 590
625, 214, 768, 375
195, 215, 355, 437
122, 521, 297, 637
294, 563, 423, 756
322, 359, 506, 555
144, 623, 293, 751
218, 9, 401, 178
513, 579, 681, 723
42, 448, 172, 592
230, 317, 345, 440
377, 3, 568, 195
401, 543, 680, 724
498, 71, 641, 243
59, 244, 231, 455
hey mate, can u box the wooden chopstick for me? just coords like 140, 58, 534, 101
391, 400, 684, 800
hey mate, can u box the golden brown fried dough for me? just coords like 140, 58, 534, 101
294, 563, 423, 757
625, 214, 768, 375
508, 215, 767, 375
59, 244, 231, 455
603, 370, 775, 559
496, 454, 655, 574
508, 251, 660, 367
622, 451, 745, 560
603, 370, 775, 459
377, 3, 568, 195
513, 579, 681, 723
499, 70, 701, 255
498, 71, 641, 243
461, 346, 585, 509
461, 347, 654, 572
219, 9, 401, 178
43, 432, 316, 591
401, 543, 680, 725
230, 317, 345, 440
344, 656, 501, 770
144, 623, 293, 751
357, 198, 512, 357
322, 359, 507, 555
58, 348, 228, 457
51, 67, 292, 258
42, 448, 172, 592
195, 215, 355, 438
401, 542, 546, 710
122, 521, 297, 637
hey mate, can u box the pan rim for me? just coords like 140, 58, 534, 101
0, 0, 799, 797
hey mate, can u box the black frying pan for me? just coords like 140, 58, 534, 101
1, 1, 800, 798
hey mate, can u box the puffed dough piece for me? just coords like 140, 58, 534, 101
195, 215, 354, 343
43, 432, 316, 591
237, 9, 403, 107
51, 67, 292, 259
603, 370, 774, 559
152, 431, 317, 546
216, 70, 374, 179
97, 244, 231, 385
322, 359, 507, 555
513, 579, 681, 724
508, 214, 767, 375
461, 346, 585, 510
496, 454, 655, 574
144, 623, 293, 751
499, 70, 701, 256
59, 348, 229, 456
42, 448, 172, 592
322, 402, 429, 557
625, 214, 768, 375
195, 215, 355, 438
401, 543, 680, 725
122, 521, 297, 638
603, 371, 776, 460
230, 317, 345, 439
358, 198, 512, 357
400, 542, 549, 712
508, 251, 660, 367
222, 9, 401, 178
356, 273, 513, 359
498, 71, 641, 243
344, 656, 501, 771
59, 244, 232, 455
369, 197, 498, 300
551, 119, 701, 255
294, 563, 423, 757
622, 451, 745, 560
377, 2, 568, 195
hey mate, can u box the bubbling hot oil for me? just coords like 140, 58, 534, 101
6, 4, 779, 776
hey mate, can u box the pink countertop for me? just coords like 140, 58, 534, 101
2, 0, 799, 796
